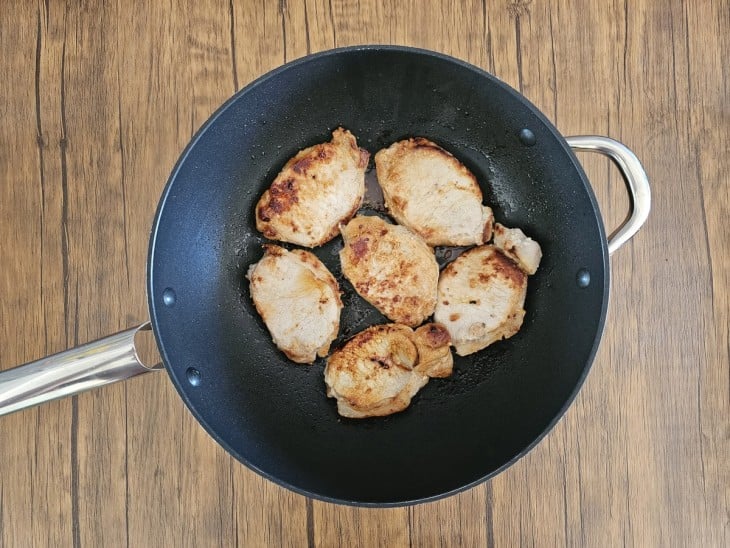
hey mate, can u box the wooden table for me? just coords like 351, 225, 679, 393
1, 1, 727, 546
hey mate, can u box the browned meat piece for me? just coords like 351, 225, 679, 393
434, 245, 528, 356
493, 223, 542, 275
339, 215, 439, 327
324, 323, 453, 418
247, 245, 342, 363
256, 128, 369, 247
374, 137, 493, 246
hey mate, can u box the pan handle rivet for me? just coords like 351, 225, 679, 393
519, 128, 536, 146
162, 288, 176, 306
186, 367, 201, 386
576, 269, 591, 288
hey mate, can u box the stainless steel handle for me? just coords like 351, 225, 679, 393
566, 135, 651, 255
0, 323, 161, 417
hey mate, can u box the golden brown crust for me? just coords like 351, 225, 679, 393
482, 215, 494, 243
434, 245, 528, 356
374, 137, 493, 246
415, 322, 451, 349
413, 323, 454, 378
478, 248, 526, 288
324, 322, 453, 418
255, 128, 369, 247
326, 324, 419, 414
492, 223, 542, 275
256, 177, 299, 223
339, 215, 439, 327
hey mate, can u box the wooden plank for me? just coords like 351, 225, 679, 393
52, 1, 130, 545
0, 2, 68, 546
113, 0, 208, 544
686, 1, 730, 546
311, 506, 409, 547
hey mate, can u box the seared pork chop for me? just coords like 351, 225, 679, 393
339, 215, 439, 327
256, 128, 369, 247
374, 137, 493, 246
247, 245, 342, 363
412, 323, 453, 378
434, 245, 528, 356
493, 223, 542, 275
324, 323, 453, 418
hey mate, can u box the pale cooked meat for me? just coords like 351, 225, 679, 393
325, 324, 425, 418
256, 128, 369, 247
339, 215, 439, 327
493, 223, 542, 275
324, 323, 453, 418
247, 245, 342, 364
374, 137, 494, 246
434, 246, 527, 356
412, 323, 453, 378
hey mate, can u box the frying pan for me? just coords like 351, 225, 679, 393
0, 46, 650, 506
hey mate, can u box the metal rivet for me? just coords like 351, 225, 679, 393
162, 288, 176, 306
519, 128, 536, 146
576, 269, 591, 288
186, 368, 201, 386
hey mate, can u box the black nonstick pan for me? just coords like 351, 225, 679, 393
0, 46, 650, 506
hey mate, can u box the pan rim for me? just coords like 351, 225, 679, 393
147, 44, 611, 507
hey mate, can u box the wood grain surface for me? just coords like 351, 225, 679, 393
1, 0, 727, 546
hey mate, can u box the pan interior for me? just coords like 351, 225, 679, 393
149, 47, 608, 505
